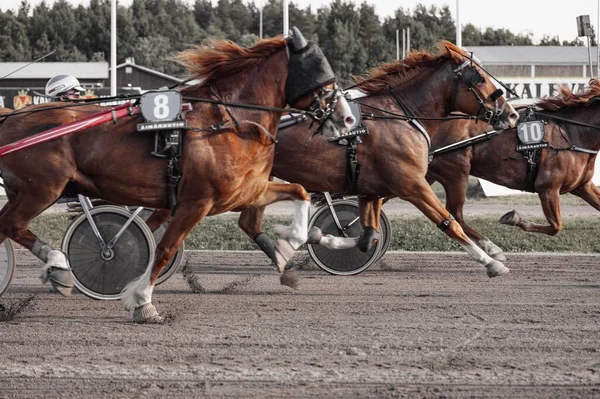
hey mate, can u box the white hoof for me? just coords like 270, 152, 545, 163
41, 251, 73, 297
133, 303, 163, 324
486, 260, 510, 277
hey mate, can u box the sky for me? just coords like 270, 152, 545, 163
1, 0, 600, 43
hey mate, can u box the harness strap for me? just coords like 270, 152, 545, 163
523, 149, 541, 193
208, 85, 277, 145
386, 86, 432, 149
535, 111, 600, 130
344, 138, 360, 195
571, 146, 599, 154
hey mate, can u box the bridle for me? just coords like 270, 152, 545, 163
451, 58, 506, 127
308, 84, 342, 122
305, 83, 346, 137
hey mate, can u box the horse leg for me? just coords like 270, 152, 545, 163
238, 182, 313, 288
442, 181, 506, 261
401, 181, 509, 277
238, 206, 279, 262
499, 189, 562, 235
356, 197, 382, 252
122, 201, 212, 323
0, 191, 73, 295
143, 208, 172, 232
571, 181, 600, 211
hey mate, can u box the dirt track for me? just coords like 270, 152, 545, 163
1, 250, 599, 398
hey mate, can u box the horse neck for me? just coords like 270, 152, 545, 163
559, 104, 600, 150
186, 50, 289, 129
388, 63, 454, 133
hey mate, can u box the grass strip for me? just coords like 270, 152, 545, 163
26, 213, 600, 253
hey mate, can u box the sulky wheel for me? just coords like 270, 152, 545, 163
374, 207, 392, 262
61, 205, 156, 300
137, 208, 185, 286
0, 240, 16, 296
307, 199, 389, 276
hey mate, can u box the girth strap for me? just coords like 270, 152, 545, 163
344, 137, 360, 195
523, 148, 541, 193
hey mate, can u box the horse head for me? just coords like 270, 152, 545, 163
285, 27, 356, 137
443, 42, 519, 130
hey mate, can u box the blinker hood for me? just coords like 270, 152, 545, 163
285, 42, 336, 106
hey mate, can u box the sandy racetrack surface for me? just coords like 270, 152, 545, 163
0, 250, 599, 398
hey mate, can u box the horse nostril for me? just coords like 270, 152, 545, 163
345, 116, 356, 126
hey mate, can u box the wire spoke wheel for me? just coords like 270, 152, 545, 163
0, 240, 16, 296
62, 205, 155, 300
307, 199, 389, 275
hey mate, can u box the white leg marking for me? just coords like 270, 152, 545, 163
273, 200, 310, 249
41, 250, 70, 281
458, 241, 493, 266
319, 235, 360, 250
478, 239, 504, 257
122, 267, 154, 311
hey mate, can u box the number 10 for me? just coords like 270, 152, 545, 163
521, 122, 543, 143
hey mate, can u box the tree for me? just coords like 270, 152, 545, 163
539, 35, 561, 46
358, 2, 391, 67
0, 6, 31, 61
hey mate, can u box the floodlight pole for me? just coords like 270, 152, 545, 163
259, 5, 263, 39
588, 36, 594, 78
456, 0, 462, 47
110, 0, 117, 96
396, 29, 400, 60
283, 0, 289, 37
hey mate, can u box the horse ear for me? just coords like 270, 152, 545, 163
289, 26, 308, 50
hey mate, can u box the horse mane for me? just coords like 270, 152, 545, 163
536, 79, 600, 111
351, 40, 469, 93
174, 36, 288, 89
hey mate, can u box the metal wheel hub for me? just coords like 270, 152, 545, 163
100, 248, 115, 261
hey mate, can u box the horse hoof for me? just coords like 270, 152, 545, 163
280, 269, 300, 290
47, 267, 74, 297
133, 303, 164, 324
306, 227, 323, 244
486, 260, 510, 277
499, 210, 521, 226
273, 239, 295, 273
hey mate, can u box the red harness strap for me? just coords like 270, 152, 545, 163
0, 103, 140, 157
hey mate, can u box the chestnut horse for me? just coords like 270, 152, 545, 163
0, 30, 356, 322
422, 79, 600, 260
293, 79, 600, 265
235, 41, 519, 278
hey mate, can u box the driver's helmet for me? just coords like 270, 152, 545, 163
45, 75, 85, 100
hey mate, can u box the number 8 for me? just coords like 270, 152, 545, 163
153, 94, 169, 119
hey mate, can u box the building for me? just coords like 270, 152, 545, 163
109, 57, 183, 90
466, 45, 599, 98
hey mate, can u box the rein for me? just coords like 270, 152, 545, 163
533, 111, 600, 131
533, 110, 600, 155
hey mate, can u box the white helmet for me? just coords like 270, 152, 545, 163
45, 75, 85, 98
